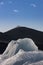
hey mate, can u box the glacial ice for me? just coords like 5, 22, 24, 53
3, 38, 38, 58
0, 38, 43, 65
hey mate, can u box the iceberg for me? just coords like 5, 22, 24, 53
1, 50, 43, 65
3, 38, 38, 58
0, 38, 43, 65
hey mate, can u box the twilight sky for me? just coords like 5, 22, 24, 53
0, 0, 43, 32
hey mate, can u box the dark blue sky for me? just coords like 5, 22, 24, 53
0, 0, 43, 32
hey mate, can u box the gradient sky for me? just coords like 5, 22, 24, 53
0, 0, 43, 32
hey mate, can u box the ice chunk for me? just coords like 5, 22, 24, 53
2, 38, 38, 60
1, 51, 43, 65
17, 38, 38, 51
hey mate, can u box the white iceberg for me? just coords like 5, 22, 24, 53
0, 38, 43, 65
1, 50, 43, 65
2, 38, 38, 59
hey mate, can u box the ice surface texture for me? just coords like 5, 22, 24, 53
0, 38, 43, 65
3, 38, 38, 57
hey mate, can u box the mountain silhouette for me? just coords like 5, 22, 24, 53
0, 26, 43, 54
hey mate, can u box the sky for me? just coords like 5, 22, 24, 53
0, 0, 43, 32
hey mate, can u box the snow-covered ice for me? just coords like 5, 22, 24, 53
0, 38, 43, 65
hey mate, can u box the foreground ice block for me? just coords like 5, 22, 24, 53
2, 38, 38, 59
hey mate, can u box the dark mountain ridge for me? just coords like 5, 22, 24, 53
0, 26, 43, 54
